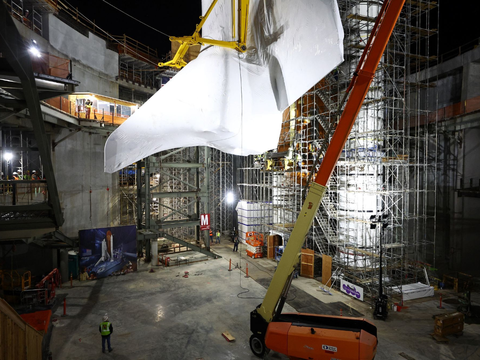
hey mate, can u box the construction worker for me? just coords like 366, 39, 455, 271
209, 229, 213, 243
216, 230, 221, 244
99, 314, 113, 353
12, 172, 19, 180
31, 170, 38, 180
85, 98, 93, 119
233, 235, 239, 252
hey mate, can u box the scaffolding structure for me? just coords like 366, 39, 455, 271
147, 148, 205, 241
209, 149, 235, 235
119, 164, 137, 226
238, 0, 438, 301
128, 146, 234, 246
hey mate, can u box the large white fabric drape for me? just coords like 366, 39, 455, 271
104, 0, 344, 173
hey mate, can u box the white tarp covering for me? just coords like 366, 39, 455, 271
104, 0, 344, 173
391, 282, 435, 301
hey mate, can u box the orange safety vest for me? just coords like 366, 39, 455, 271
209, 230, 213, 236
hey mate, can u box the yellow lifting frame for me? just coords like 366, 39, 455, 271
158, 0, 250, 69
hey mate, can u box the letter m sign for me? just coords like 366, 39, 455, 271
200, 214, 210, 231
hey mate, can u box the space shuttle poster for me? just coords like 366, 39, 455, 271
79, 225, 137, 279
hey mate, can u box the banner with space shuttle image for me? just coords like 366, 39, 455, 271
79, 225, 137, 279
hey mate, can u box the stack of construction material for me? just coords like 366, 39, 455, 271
434, 312, 464, 338
236, 201, 272, 242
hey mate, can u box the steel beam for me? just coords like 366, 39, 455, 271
159, 163, 204, 168
161, 233, 219, 259
149, 191, 198, 198
159, 147, 187, 160
136, 230, 219, 259
158, 170, 198, 189
154, 219, 201, 229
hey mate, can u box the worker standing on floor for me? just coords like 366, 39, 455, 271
99, 314, 113, 353
85, 98, 93, 119
209, 229, 213, 243
216, 230, 221, 244
233, 235, 239, 252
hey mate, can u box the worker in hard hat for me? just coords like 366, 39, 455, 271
99, 314, 113, 353
85, 98, 93, 119
12, 172, 19, 180
233, 234, 239, 252
31, 170, 38, 180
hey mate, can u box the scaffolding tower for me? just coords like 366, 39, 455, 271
128, 146, 235, 252
238, 0, 438, 301
209, 149, 235, 235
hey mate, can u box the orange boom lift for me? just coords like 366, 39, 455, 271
249, 0, 406, 359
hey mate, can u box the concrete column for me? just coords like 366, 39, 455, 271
59, 249, 68, 284
151, 240, 158, 266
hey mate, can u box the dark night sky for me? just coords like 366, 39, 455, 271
64, 0, 202, 56
63, 0, 480, 58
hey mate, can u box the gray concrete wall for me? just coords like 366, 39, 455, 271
53, 129, 120, 238
461, 62, 480, 101
451, 127, 480, 275
71, 62, 119, 97
434, 73, 463, 109
14, 14, 119, 98
48, 15, 118, 78
47, 15, 118, 97
435, 126, 480, 277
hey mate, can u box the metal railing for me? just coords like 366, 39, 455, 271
0, 180, 48, 206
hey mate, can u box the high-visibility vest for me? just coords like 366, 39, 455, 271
100, 321, 111, 336
216, 231, 220, 237
209, 231, 213, 236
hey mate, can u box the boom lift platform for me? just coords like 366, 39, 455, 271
248, 0, 406, 358
245, 231, 264, 258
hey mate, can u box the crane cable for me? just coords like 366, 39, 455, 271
101, 0, 171, 38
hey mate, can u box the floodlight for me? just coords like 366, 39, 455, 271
226, 192, 234, 204
29, 45, 41, 58
4, 152, 13, 161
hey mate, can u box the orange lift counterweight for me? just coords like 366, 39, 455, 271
249, 0, 406, 359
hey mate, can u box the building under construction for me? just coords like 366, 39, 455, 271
1, 0, 479, 359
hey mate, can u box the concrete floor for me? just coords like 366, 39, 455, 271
50, 240, 480, 360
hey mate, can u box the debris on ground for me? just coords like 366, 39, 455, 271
222, 331, 235, 342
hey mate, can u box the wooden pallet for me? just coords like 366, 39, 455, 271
430, 333, 449, 343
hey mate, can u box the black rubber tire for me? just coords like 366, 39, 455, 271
249, 334, 266, 358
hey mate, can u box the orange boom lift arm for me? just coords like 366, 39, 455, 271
249, 0, 406, 359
